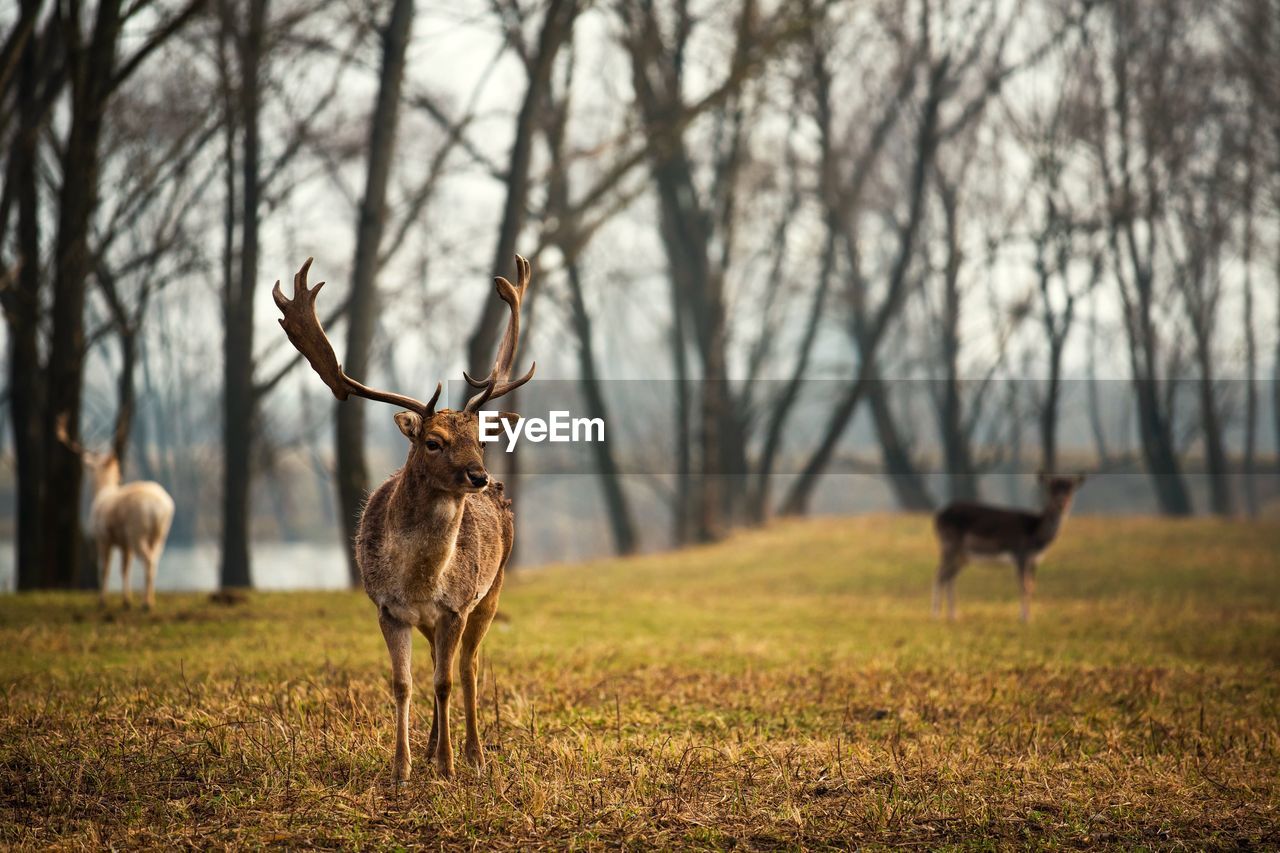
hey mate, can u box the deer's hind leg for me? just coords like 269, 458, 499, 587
97, 541, 113, 607
119, 547, 135, 608
380, 608, 414, 783
460, 571, 505, 771
140, 543, 160, 611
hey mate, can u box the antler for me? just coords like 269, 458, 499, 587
272, 258, 441, 417
463, 254, 536, 412
55, 413, 89, 456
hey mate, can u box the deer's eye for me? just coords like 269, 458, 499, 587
424, 439, 442, 452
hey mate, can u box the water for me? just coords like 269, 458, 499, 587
0, 542, 352, 593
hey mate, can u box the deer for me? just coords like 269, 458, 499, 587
272, 255, 535, 781
932, 472, 1086, 623
56, 415, 175, 609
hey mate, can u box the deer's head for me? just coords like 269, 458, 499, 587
273, 256, 534, 496
55, 414, 122, 492
392, 408, 517, 494
1038, 472, 1086, 513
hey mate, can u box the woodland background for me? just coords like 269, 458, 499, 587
1, 0, 1278, 589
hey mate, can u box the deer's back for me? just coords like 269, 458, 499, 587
935, 501, 1040, 553
91, 483, 175, 549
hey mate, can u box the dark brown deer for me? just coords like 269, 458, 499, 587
932, 473, 1085, 623
273, 255, 535, 781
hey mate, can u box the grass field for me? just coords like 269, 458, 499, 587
1, 515, 1278, 849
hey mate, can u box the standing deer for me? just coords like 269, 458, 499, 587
932, 472, 1086, 623
273, 255, 534, 781
56, 416, 175, 609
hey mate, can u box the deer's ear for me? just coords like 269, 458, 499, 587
498, 412, 520, 428
394, 411, 422, 441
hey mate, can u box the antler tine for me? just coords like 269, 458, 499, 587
463, 254, 536, 412
55, 413, 88, 456
273, 259, 440, 417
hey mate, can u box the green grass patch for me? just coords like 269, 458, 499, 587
1, 515, 1278, 848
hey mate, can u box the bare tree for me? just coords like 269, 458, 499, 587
1082, 0, 1196, 515
1168, 122, 1235, 517
1223, 0, 1280, 515
334, 0, 415, 585
214, 0, 366, 588
1, 0, 202, 589
751, 0, 933, 518
620, 0, 790, 539
541, 44, 639, 556
464, 0, 579, 376
1007, 47, 1103, 475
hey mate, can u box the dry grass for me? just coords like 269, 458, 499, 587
1, 514, 1278, 849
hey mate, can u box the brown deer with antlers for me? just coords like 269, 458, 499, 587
56, 416, 175, 609
273, 255, 534, 781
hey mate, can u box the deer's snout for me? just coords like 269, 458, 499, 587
464, 467, 489, 490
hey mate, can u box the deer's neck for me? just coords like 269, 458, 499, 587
92, 460, 122, 497
386, 465, 467, 586
1034, 502, 1069, 547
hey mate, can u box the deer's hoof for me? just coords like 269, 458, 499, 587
435, 757, 455, 779
465, 745, 485, 772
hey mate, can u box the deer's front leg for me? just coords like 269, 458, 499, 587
432, 609, 464, 778
418, 627, 438, 755
460, 576, 503, 770
379, 608, 414, 783
1017, 558, 1036, 624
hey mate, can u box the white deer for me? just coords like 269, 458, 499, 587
58, 416, 175, 609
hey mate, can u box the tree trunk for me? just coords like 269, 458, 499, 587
1132, 373, 1193, 515
749, 221, 835, 522
335, 0, 414, 585
9, 10, 44, 589
540, 56, 639, 556
565, 262, 638, 554
1193, 328, 1232, 516
1241, 183, 1258, 516
866, 373, 933, 510
96, 264, 141, 471
779, 371, 871, 516
1118, 268, 1193, 515
780, 64, 942, 516
43, 0, 125, 588
1274, 221, 1280, 485
936, 178, 978, 502
671, 286, 692, 547
1040, 338, 1063, 474
1085, 301, 1112, 468
465, 0, 575, 375
219, 0, 267, 589
112, 325, 138, 470
1130, 316, 1188, 514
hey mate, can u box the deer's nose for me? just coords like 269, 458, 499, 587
466, 468, 489, 489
